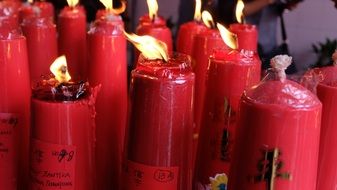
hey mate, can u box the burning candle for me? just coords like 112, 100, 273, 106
194, 23, 261, 189
229, 55, 321, 190
95, 0, 126, 20
30, 56, 97, 190
192, 11, 225, 156
87, 6, 127, 189
176, 0, 207, 56
58, 0, 87, 80
136, 0, 173, 52
229, 0, 258, 52
123, 33, 194, 190
34, 1, 54, 19
21, 16, 58, 84
0, 33, 30, 189
19, 0, 54, 22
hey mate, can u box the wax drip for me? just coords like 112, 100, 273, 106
270, 55, 292, 82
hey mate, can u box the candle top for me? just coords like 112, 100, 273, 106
21, 16, 54, 27
306, 66, 337, 87
0, 1, 19, 16
59, 6, 86, 18
139, 15, 166, 27
211, 48, 259, 65
135, 53, 193, 80
196, 28, 221, 39
88, 17, 124, 35
229, 23, 257, 32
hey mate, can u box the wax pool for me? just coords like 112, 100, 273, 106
194, 48, 261, 188
30, 81, 97, 190
229, 23, 258, 52
0, 34, 31, 189
124, 53, 194, 190
87, 16, 127, 190
229, 76, 322, 190
58, 6, 87, 80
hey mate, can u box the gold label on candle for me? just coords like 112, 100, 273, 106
250, 147, 291, 190
30, 139, 76, 190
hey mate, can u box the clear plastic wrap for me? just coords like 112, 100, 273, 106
124, 53, 194, 190
229, 55, 322, 190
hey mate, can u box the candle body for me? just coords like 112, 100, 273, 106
30, 98, 96, 190
88, 18, 127, 190
176, 21, 207, 56
0, 36, 31, 189
58, 6, 87, 80
22, 17, 58, 84
124, 53, 194, 190
229, 24, 258, 52
229, 80, 321, 190
0, 1, 20, 34
136, 15, 173, 52
192, 30, 225, 155
194, 49, 261, 188
314, 66, 337, 190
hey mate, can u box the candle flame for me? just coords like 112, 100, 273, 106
202, 11, 215, 28
50, 55, 72, 83
147, 0, 158, 20
217, 23, 238, 50
124, 32, 169, 62
67, 0, 79, 7
100, 0, 126, 14
235, 0, 245, 23
194, 0, 202, 21
28, 0, 33, 4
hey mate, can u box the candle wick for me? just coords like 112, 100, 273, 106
151, 14, 156, 23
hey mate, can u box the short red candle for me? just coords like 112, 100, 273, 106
176, 21, 207, 56
312, 66, 337, 190
58, 6, 87, 80
123, 53, 194, 190
194, 48, 261, 188
229, 23, 258, 52
0, 34, 31, 189
30, 82, 97, 190
192, 29, 225, 153
21, 17, 58, 84
88, 16, 127, 190
229, 77, 321, 189
136, 15, 173, 52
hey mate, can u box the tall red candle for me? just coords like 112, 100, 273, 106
0, 34, 31, 189
124, 53, 194, 190
229, 56, 321, 190
229, 23, 258, 52
194, 48, 261, 189
88, 16, 127, 190
30, 60, 97, 190
309, 65, 337, 190
21, 16, 58, 84
58, 5, 86, 79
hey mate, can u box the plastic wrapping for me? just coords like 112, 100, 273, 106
21, 16, 57, 85
30, 83, 99, 190
229, 55, 322, 190
176, 21, 207, 56
194, 48, 261, 190
304, 65, 337, 190
124, 53, 194, 190
58, 6, 87, 80
88, 16, 127, 190
0, 34, 31, 189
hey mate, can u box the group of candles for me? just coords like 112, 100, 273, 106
0, 0, 337, 190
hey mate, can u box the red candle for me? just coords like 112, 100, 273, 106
0, 1, 20, 33
88, 16, 127, 190
308, 65, 337, 190
58, 5, 86, 80
33, 1, 54, 19
176, 0, 207, 56
30, 56, 97, 190
229, 55, 321, 190
194, 47, 261, 188
19, 1, 54, 22
95, 0, 126, 20
124, 52, 194, 190
21, 16, 58, 84
229, 23, 258, 52
0, 34, 31, 189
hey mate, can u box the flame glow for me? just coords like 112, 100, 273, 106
100, 0, 113, 10
202, 11, 215, 28
147, 0, 158, 20
50, 55, 72, 83
28, 0, 33, 4
235, 0, 245, 23
194, 0, 202, 21
217, 23, 238, 50
100, 0, 126, 14
67, 0, 79, 7
124, 32, 169, 62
